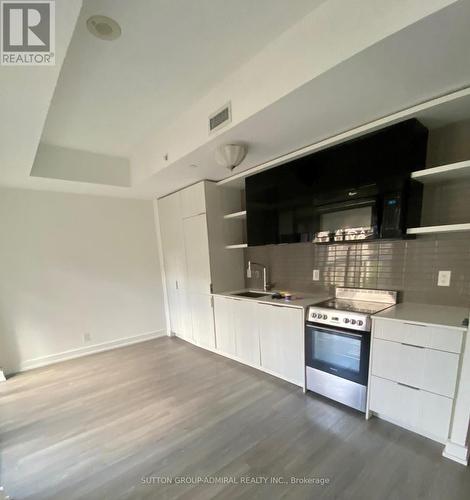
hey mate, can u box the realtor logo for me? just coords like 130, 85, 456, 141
1, 0, 55, 65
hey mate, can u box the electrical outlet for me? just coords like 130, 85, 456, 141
83, 333, 92, 343
312, 269, 320, 281
438, 270, 451, 287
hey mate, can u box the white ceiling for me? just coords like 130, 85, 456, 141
2, 0, 467, 200
41, 0, 325, 157
132, 0, 470, 197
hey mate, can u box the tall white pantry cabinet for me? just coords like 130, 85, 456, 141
157, 181, 245, 348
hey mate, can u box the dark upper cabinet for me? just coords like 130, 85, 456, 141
245, 169, 280, 246
245, 119, 428, 246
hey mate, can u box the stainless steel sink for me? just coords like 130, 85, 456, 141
231, 291, 269, 298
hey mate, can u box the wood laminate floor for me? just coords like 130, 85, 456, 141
1, 337, 469, 500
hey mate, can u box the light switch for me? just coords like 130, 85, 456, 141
438, 270, 451, 287
313, 269, 320, 281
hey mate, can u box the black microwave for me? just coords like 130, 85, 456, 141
245, 119, 428, 246
311, 179, 422, 244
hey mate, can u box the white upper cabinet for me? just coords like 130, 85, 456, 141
183, 213, 212, 294
158, 191, 187, 290
158, 191, 192, 338
181, 182, 206, 218
158, 181, 245, 347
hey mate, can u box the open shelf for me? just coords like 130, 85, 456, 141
224, 210, 247, 220
407, 223, 470, 235
411, 160, 470, 184
225, 243, 248, 249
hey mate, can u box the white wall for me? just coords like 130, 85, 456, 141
0, 187, 166, 374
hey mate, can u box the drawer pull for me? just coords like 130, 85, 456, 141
401, 342, 425, 349
403, 322, 427, 327
397, 382, 420, 391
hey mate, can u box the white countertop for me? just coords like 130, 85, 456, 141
373, 302, 469, 331
215, 289, 329, 310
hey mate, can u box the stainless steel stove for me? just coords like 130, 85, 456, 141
307, 288, 397, 332
305, 287, 397, 412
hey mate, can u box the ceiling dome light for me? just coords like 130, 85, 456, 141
215, 144, 247, 171
87, 15, 122, 41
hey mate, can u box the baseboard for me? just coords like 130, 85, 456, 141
174, 334, 304, 389
18, 330, 166, 372
369, 411, 447, 445
443, 441, 469, 466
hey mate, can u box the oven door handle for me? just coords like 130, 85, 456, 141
305, 323, 365, 338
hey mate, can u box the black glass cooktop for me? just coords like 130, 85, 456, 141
313, 299, 392, 315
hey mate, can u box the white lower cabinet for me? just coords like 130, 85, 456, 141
213, 297, 304, 387
233, 299, 260, 367
258, 304, 304, 386
213, 296, 236, 356
189, 293, 215, 349
368, 317, 463, 444
373, 318, 463, 354
369, 376, 453, 443
372, 338, 460, 398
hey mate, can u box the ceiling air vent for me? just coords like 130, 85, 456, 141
209, 102, 231, 134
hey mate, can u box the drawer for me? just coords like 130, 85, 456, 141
371, 339, 460, 398
373, 318, 463, 353
369, 376, 453, 443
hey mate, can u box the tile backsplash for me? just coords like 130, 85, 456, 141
245, 179, 470, 307
246, 235, 470, 306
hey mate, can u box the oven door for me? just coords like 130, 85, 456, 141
305, 323, 370, 386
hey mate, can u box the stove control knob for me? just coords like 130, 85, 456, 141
311, 313, 317, 319
351, 319, 356, 325
323, 314, 328, 320
358, 320, 363, 326
344, 318, 350, 324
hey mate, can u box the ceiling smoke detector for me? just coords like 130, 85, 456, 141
87, 15, 122, 41
215, 144, 247, 171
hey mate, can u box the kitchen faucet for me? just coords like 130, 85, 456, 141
247, 261, 271, 292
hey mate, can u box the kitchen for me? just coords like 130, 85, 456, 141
157, 116, 470, 467
2, 1, 470, 498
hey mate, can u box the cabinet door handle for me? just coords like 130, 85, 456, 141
175, 280, 179, 290
397, 382, 420, 391
401, 342, 425, 349
404, 322, 427, 327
